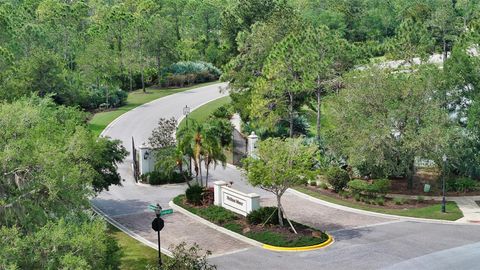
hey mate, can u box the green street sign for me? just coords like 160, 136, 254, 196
147, 204, 173, 216
161, 209, 173, 215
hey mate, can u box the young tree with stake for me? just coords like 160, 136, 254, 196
243, 137, 317, 230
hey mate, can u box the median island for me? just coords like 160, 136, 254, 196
173, 191, 331, 251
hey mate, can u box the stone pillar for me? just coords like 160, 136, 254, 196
139, 143, 154, 175
213, 181, 227, 206
246, 193, 260, 213
247, 132, 259, 157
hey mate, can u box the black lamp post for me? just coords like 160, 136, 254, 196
442, 154, 447, 213
152, 204, 164, 270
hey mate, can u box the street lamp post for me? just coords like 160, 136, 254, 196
183, 105, 190, 128
442, 154, 447, 213
152, 204, 164, 270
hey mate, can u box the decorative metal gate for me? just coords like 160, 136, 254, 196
132, 137, 140, 182
232, 129, 247, 166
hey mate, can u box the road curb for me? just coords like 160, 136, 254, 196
262, 234, 334, 252
170, 200, 336, 252
288, 188, 478, 226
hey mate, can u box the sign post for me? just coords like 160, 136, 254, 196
151, 204, 164, 270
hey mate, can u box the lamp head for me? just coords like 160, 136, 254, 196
183, 105, 190, 115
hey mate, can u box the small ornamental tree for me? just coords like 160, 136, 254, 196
148, 117, 177, 149
243, 137, 317, 229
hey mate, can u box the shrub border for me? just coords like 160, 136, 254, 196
169, 198, 334, 252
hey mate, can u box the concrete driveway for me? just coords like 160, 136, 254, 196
92, 82, 480, 269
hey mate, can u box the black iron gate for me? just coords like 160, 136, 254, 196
132, 137, 140, 182
232, 129, 247, 166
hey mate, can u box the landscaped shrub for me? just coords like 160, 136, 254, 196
326, 167, 350, 192
140, 171, 189, 185
446, 177, 478, 192
85, 86, 128, 110
247, 207, 282, 225
211, 104, 233, 120
393, 198, 406, 205
347, 179, 369, 195
319, 182, 328, 190
186, 185, 204, 205
202, 205, 237, 224
161, 61, 221, 87
454, 177, 477, 193
347, 179, 391, 197
376, 197, 385, 206
372, 179, 391, 195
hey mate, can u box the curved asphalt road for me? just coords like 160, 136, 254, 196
92, 82, 480, 269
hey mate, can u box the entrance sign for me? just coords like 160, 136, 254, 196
213, 181, 260, 216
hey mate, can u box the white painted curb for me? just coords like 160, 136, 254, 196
169, 201, 262, 248
91, 204, 173, 257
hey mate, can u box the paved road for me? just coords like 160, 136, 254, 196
92, 82, 480, 269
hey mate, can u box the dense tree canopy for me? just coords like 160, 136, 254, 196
0, 97, 126, 269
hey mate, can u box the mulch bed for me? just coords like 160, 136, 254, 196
178, 196, 327, 247
305, 186, 437, 210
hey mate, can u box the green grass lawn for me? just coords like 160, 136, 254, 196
294, 186, 463, 221
108, 225, 166, 270
177, 96, 232, 130
88, 81, 219, 136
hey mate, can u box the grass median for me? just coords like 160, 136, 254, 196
294, 186, 463, 221
177, 96, 231, 130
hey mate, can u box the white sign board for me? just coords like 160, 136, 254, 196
214, 181, 260, 216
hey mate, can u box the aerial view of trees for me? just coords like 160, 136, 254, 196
2, 0, 480, 268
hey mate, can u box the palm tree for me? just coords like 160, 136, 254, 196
202, 124, 227, 187
177, 120, 203, 185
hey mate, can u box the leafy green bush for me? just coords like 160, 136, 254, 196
161, 61, 221, 87
446, 177, 478, 192
347, 179, 369, 195
455, 178, 477, 193
417, 196, 425, 203
376, 197, 385, 206
393, 198, 406, 205
85, 86, 127, 110
201, 205, 237, 224
140, 171, 189, 185
319, 182, 328, 189
372, 179, 391, 195
211, 104, 233, 119
247, 207, 282, 225
326, 167, 350, 192
347, 179, 391, 197
186, 185, 204, 205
